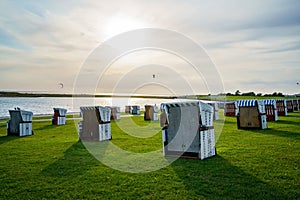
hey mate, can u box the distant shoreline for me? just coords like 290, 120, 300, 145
0, 91, 180, 99
0, 91, 298, 100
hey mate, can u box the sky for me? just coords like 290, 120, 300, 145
0, 0, 300, 95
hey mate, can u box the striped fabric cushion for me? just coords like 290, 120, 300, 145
263, 99, 276, 105
236, 100, 257, 107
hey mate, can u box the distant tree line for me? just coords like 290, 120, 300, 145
222, 90, 284, 97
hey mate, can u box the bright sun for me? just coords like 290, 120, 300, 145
102, 15, 147, 38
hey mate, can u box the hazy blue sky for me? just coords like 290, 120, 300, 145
0, 0, 299, 95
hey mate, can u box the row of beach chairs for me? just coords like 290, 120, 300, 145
6, 101, 217, 160
6, 108, 67, 137
5, 105, 159, 137
78, 101, 217, 160
7, 99, 298, 160
224, 99, 299, 129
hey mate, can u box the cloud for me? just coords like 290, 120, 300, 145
0, 0, 299, 94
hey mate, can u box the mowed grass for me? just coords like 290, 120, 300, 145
0, 111, 299, 199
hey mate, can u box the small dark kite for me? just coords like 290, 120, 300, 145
58, 83, 64, 88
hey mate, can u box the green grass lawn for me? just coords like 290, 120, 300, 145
0, 111, 299, 199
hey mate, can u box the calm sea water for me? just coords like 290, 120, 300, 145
0, 97, 178, 118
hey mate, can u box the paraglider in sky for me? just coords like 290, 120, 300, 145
153, 74, 156, 79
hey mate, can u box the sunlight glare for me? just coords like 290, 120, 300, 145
103, 15, 147, 38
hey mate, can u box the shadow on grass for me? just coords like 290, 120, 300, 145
40, 141, 99, 178
285, 112, 300, 117
248, 128, 300, 141
171, 155, 288, 199
34, 124, 58, 131
273, 119, 300, 127
0, 135, 21, 145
